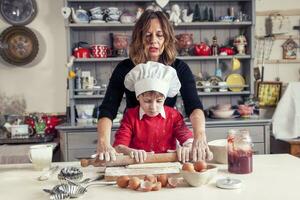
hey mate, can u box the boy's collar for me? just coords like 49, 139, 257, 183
139, 106, 166, 120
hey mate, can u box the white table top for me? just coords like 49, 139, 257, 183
1, 154, 300, 200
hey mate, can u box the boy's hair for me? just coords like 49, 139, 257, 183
140, 90, 165, 98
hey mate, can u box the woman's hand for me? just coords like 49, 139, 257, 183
129, 149, 148, 163
97, 140, 117, 161
177, 143, 192, 163
192, 137, 213, 162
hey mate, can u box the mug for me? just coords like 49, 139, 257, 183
82, 76, 97, 89
28, 144, 53, 171
91, 44, 112, 58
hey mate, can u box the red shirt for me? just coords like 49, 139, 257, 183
113, 106, 193, 153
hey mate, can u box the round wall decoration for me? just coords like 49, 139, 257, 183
0, 0, 37, 25
0, 26, 39, 66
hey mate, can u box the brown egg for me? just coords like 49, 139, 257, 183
128, 177, 141, 190
182, 162, 195, 172
144, 175, 157, 183
80, 159, 89, 167
194, 160, 207, 172
116, 176, 130, 188
157, 174, 168, 187
152, 182, 162, 191
140, 180, 153, 192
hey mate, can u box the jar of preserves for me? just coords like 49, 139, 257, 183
227, 129, 253, 174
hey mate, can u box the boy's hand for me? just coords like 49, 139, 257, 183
177, 143, 192, 163
130, 149, 148, 163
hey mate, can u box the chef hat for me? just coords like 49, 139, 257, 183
124, 61, 181, 98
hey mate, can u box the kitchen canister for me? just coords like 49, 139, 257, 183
227, 129, 253, 174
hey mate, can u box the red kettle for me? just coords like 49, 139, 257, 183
194, 42, 211, 56
72, 42, 91, 58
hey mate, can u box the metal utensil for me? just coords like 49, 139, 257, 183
38, 165, 59, 181
78, 174, 104, 184
45, 181, 116, 199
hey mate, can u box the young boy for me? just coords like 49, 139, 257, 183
113, 61, 193, 163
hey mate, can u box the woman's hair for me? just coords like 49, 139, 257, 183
129, 10, 177, 65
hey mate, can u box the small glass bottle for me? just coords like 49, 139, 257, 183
227, 129, 253, 174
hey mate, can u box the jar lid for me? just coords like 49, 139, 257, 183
216, 177, 242, 189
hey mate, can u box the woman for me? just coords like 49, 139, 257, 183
96, 9, 212, 162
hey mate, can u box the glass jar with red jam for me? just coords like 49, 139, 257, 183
227, 129, 253, 174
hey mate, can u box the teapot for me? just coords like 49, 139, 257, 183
71, 6, 89, 23
194, 42, 211, 56
219, 46, 235, 55
72, 42, 90, 58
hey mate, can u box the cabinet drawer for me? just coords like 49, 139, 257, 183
206, 126, 264, 143
68, 132, 97, 149
68, 149, 96, 161
68, 131, 117, 149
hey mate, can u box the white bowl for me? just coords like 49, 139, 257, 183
181, 165, 218, 187
211, 109, 234, 119
76, 104, 95, 118
76, 118, 94, 125
208, 139, 228, 164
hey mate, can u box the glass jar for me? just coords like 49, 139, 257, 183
227, 129, 253, 174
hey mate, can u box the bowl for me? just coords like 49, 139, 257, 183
215, 104, 232, 111
76, 104, 95, 118
208, 139, 228, 164
76, 118, 94, 125
211, 109, 235, 119
180, 165, 218, 187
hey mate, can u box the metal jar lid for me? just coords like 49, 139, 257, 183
216, 177, 242, 189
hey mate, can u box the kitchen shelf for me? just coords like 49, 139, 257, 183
258, 59, 300, 64
74, 55, 252, 63
65, 0, 255, 126
198, 91, 251, 96
67, 21, 252, 30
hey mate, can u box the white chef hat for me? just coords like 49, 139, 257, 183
124, 61, 181, 98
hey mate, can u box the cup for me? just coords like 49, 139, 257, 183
28, 144, 53, 171
202, 81, 211, 92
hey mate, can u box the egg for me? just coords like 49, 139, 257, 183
157, 174, 168, 187
128, 177, 141, 190
182, 162, 195, 172
80, 159, 89, 167
152, 182, 162, 191
194, 160, 207, 172
140, 180, 153, 192
117, 176, 130, 188
144, 175, 157, 183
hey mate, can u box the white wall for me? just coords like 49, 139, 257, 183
0, 0, 67, 113
256, 0, 300, 82
0, 0, 299, 113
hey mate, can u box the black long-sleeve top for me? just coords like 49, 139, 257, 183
98, 58, 203, 120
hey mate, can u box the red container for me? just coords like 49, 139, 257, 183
91, 44, 112, 58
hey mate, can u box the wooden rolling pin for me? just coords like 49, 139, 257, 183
80, 152, 178, 167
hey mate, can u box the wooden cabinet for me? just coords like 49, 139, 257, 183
59, 121, 270, 161
63, 0, 256, 125
60, 129, 117, 161
59, 0, 267, 162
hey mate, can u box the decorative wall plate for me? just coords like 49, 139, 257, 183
0, 26, 39, 66
0, 0, 37, 25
